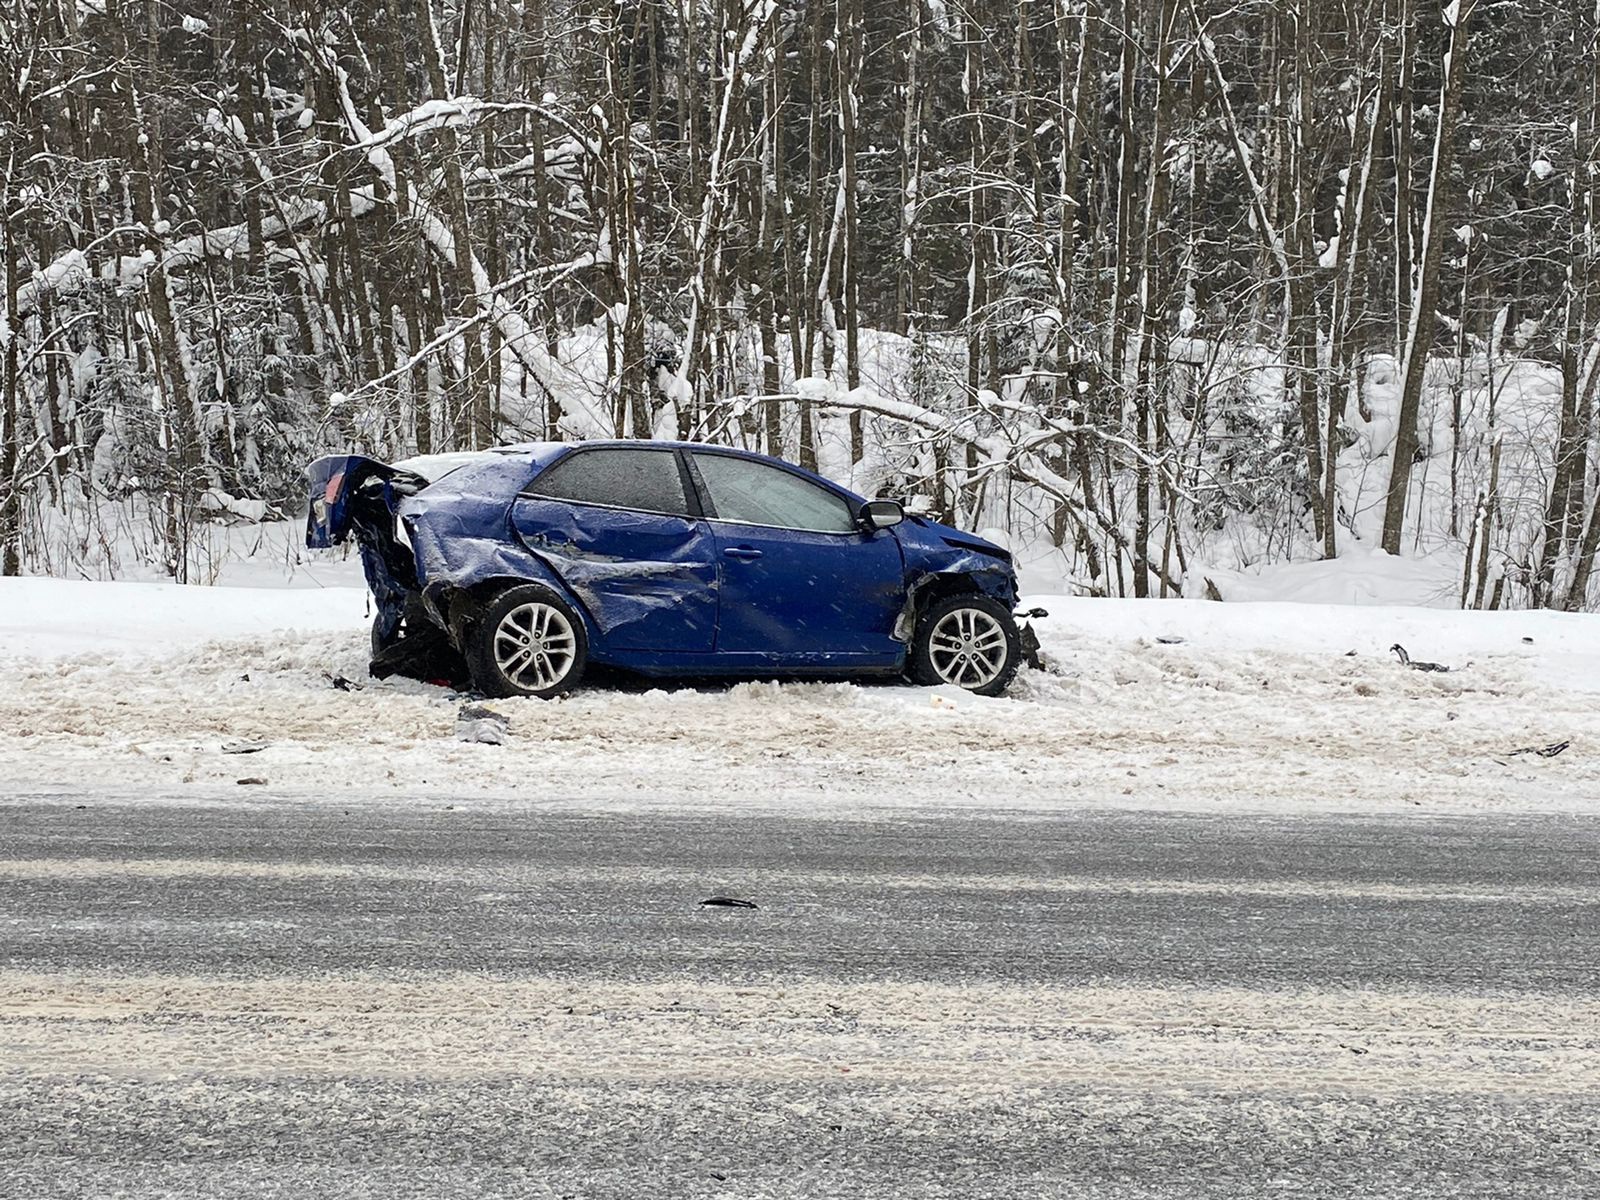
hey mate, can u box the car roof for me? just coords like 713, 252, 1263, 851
546, 439, 759, 453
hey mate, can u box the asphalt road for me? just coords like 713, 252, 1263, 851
2, 797, 1598, 1198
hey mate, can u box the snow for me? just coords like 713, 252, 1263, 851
390, 450, 507, 480
1199, 547, 1463, 608
6, 970, 1594, 1099
1, 578, 1596, 817
200, 489, 274, 523
0, 578, 361, 659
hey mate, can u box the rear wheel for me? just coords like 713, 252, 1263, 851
465, 585, 589, 699
908, 593, 1021, 697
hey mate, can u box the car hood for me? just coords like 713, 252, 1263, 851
897, 516, 1012, 562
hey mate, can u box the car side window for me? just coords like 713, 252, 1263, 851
526, 449, 691, 517
693, 453, 856, 533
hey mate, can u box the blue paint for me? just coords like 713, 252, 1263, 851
306, 441, 1019, 681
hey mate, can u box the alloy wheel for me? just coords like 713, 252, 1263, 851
927, 607, 1010, 689
493, 602, 578, 691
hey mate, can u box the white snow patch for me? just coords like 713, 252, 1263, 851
0, 580, 1596, 817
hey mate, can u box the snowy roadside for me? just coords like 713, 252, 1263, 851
0, 578, 1596, 816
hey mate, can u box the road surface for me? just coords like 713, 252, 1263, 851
2, 796, 1597, 1198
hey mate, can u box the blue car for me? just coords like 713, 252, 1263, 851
306, 442, 1033, 698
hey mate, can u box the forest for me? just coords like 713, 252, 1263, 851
2, 0, 1599, 609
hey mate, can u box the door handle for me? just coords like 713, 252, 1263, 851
723, 546, 763, 560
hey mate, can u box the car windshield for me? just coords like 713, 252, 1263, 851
694, 453, 855, 533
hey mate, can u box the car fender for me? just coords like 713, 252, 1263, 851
892, 542, 1019, 642
398, 477, 596, 640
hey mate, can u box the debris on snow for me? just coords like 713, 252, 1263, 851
1391, 644, 1450, 673
4, 579, 1600, 818
325, 672, 363, 692
221, 738, 268, 755
1505, 739, 1571, 759
700, 896, 758, 909
455, 703, 509, 745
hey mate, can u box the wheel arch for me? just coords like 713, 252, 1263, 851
893, 569, 1009, 643
428, 573, 598, 651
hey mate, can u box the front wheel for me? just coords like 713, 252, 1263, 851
465, 585, 589, 699
907, 594, 1021, 697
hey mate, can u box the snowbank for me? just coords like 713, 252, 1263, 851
0, 578, 368, 659
1, 580, 1596, 817
1199, 548, 1465, 609
1038, 593, 1600, 695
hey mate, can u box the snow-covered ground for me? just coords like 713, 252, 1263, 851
2, 574, 1596, 816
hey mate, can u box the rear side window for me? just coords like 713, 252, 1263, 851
527, 448, 691, 517
693, 453, 856, 533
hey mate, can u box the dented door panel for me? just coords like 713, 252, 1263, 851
510, 497, 718, 652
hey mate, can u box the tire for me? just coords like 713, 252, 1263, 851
464, 584, 589, 699
907, 593, 1021, 697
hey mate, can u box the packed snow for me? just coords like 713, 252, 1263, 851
1, 569, 1595, 816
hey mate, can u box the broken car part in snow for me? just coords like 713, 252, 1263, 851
1505, 740, 1571, 759
699, 896, 759, 909
306, 443, 1028, 700
454, 703, 510, 745
220, 739, 269, 755
1390, 644, 1451, 673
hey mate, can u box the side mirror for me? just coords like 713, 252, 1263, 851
859, 499, 905, 531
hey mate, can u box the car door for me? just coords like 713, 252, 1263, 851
510, 447, 718, 652
688, 450, 905, 661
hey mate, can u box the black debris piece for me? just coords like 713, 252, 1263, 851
326, 673, 363, 691
370, 616, 472, 688
1390, 644, 1450, 673
1018, 622, 1043, 670
700, 896, 758, 909
221, 739, 268, 755
1156, 635, 1186, 645
236, 777, 268, 786
1507, 739, 1571, 759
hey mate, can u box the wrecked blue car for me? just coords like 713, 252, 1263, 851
306, 442, 1033, 698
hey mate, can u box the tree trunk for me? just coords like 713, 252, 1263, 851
1381, 0, 1472, 555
